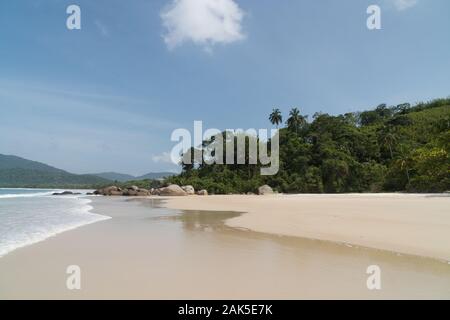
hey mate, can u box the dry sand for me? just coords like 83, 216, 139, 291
164, 194, 450, 262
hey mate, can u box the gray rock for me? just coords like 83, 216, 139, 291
52, 191, 81, 196
94, 186, 121, 196
182, 185, 195, 195
159, 184, 188, 196
136, 188, 149, 196
127, 189, 138, 196
258, 185, 274, 195
151, 188, 161, 196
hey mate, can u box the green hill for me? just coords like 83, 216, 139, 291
0, 154, 65, 173
0, 154, 111, 188
166, 98, 450, 194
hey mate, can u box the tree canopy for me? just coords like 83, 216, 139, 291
167, 98, 450, 194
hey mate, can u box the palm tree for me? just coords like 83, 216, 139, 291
399, 158, 411, 185
398, 146, 411, 186
383, 131, 397, 159
287, 107, 306, 134
269, 108, 283, 128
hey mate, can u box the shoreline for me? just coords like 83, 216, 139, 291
3, 192, 449, 262
0, 195, 111, 258
0, 195, 449, 299
162, 193, 450, 262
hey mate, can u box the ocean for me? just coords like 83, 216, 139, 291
0, 188, 110, 257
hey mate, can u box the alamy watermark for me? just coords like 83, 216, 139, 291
66, 265, 81, 290
366, 265, 382, 290
170, 121, 279, 176
66, 4, 81, 30
65, 4, 381, 32
367, 5, 382, 30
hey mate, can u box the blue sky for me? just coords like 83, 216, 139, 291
0, 0, 449, 175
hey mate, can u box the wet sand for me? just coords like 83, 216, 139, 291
165, 194, 450, 262
0, 196, 449, 299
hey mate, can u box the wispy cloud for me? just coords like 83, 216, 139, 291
0, 79, 177, 131
94, 20, 109, 37
392, 0, 418, 11
0, 79, 181, 174
161, 0, 245, 50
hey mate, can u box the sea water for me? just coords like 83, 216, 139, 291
0, 188, 110, 257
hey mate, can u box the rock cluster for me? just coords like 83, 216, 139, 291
93, 184, 273, 197
94, 184, 207, 197
94, 185, 151, 196
52, 191, 81, 196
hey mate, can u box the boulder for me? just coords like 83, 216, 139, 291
159, 184, 188, 196
197, 189, 208, 196
94, 186, 121, 196
182, 185, 195, 195
52, 191, 81, 196
258, 185, 274, 195
137, 188, 150, 196
104, 186, 118, 193
127, 189, 138, 196
93, 185, 152, 197
151, 188, 161, 196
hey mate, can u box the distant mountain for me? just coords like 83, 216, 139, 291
0, 154, 111, 188
135, 172, 175, 180
91, 171, 175, 182
90, 172, 136, 182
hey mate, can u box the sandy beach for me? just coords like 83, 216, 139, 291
0, 194, 449, 299
165, 194, 450, 262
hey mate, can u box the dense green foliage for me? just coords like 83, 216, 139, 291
112, 179, 163, 190
166, 98, 450, 194
0, 168, 111, 188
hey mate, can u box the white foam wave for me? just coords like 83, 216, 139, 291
0, 197, 110, 258
0, 191, 57, 199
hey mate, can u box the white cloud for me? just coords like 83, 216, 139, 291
392, 0, 418, 11
161, 0, 245, 50
152, 152, 175, 164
